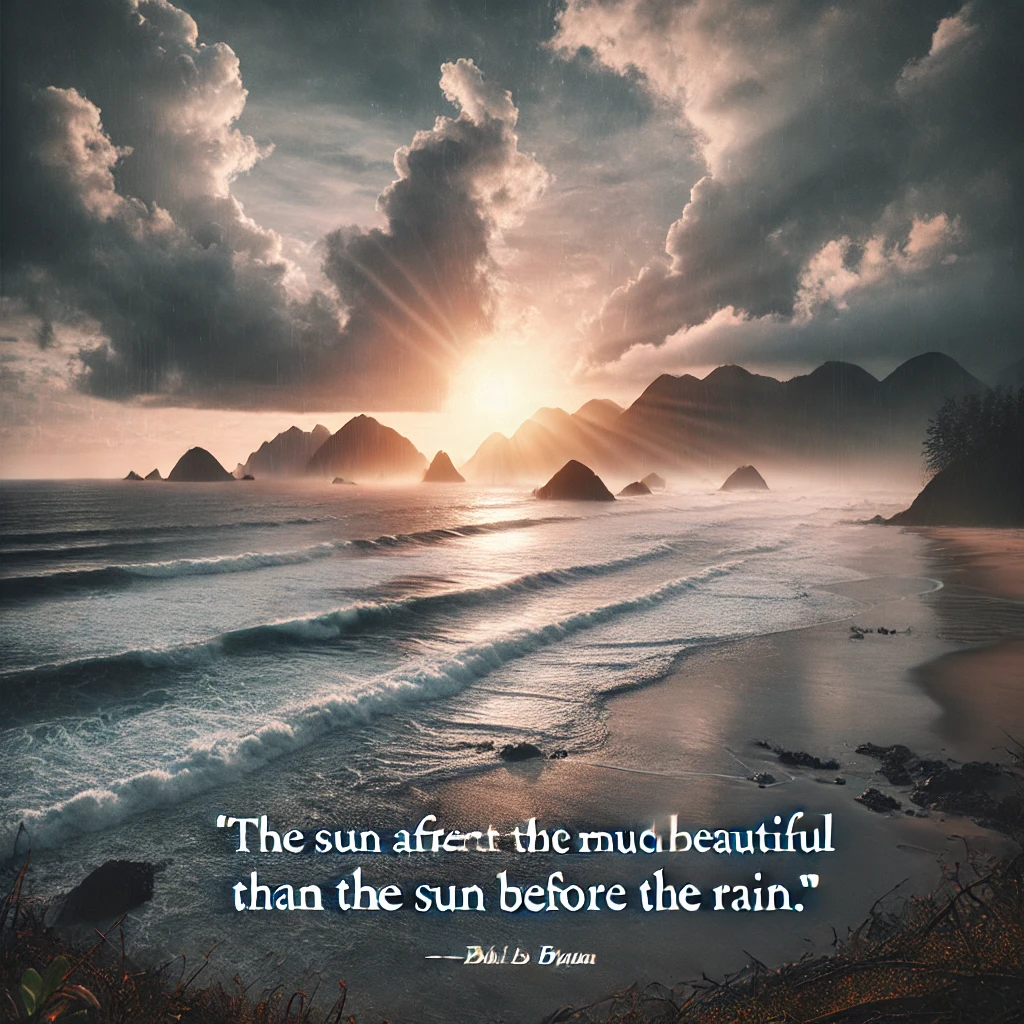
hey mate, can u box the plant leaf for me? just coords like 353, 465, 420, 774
18, 982, 37, 1018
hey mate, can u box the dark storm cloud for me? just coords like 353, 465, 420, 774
553, 0, 1024, 376
319, 59, 548, 406
0, 0, 545, 409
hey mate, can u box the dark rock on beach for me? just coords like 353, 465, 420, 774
167, 447, 234, 482
720, 465, 769, 491
535, 460, 615, 501
775, 748, 841, 771
57, 860, 157, 923
498, 742, 544, 762
856, 743, 916, 785
857, 741, 1023, 833
856, 788, 902, 813
618, 481, 652, 497
144, 468, 162, 481
124, 470, 143, 480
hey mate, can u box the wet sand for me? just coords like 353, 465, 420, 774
384, 526, 1022, 1022
911, 528, 1024, 760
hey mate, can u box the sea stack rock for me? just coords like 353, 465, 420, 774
536, 460, 615, 501
144, 468, 162, 481
167, 447, 234, 482
721, 465, 769, 491
423, 451, 465, 483
124, 470, 143, 481
641, 472, 666, 490
887, 449, 1023, 527
618, 481, 652, 497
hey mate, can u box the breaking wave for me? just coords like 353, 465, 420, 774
0, 541, 685, 691
7, 561, 738, 849
0, 516, 576, 599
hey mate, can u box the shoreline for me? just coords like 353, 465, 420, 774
9, 521, 1022, 1024
396, 524, 1023, 1022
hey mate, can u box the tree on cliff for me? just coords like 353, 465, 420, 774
922, 387, 1024, 474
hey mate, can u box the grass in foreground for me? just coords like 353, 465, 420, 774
0, 858, 350, 1024
3, 854, 1023, 1023
545, 854, 1024, 1024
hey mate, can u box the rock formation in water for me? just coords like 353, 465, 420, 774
124, 470, 143, 481
307, 414, 426, 479
721, 465, 769, 491
423, 451, 465, 482
888, 448, 1023, 526
144, 468, 162, 481
57, 860, 157, 923
641, 472, 666, 490
243, 424, 332, 477
167, 447, 234, 482
618, 481, 652, 496
535, 460, 615, 501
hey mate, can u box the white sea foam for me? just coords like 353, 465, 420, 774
7, 561, 740, 848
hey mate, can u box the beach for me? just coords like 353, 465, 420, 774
1, 485, 1021, 1023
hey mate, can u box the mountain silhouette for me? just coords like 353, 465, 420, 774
461, 353, 989, 483
244, 424, 331, 476
307, 415, 426, 479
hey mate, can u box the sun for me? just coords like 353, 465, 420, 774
447, 346, 540, 436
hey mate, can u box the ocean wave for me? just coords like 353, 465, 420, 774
0, 515, 338, 549
0, 516, 576, 599
0, 541, 681, 692
6, 560, 738, 849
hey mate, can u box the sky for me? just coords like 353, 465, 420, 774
1, 0, 1021, 476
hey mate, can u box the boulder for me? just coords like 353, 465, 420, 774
144, 468, 162, 481
856, 788, 902, 813
423, 451, 465, 483
167, 447, 234, 482
775, 748, 840, 771
535, 460, 615, 501
618, 481, 652, 497
720, 465, 769, 491
641, 472, 666, 490
57, 860, 157, 922
498, 742, 544, 762
124, 471, 143, 481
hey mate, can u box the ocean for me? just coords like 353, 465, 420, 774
0, 479, 950, 1020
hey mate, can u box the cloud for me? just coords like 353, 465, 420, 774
1, 0, 545, 410
552, 0, 1024, 376
318, 58, 549, 407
